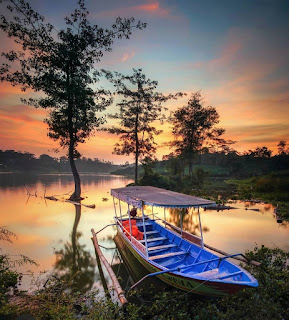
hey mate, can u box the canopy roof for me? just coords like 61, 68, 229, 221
111, 186, 216, 209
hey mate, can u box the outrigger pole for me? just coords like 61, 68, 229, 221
91, 228, 128, 306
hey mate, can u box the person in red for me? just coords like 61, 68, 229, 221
130, 207, 137, 217
122, 207, 143, 240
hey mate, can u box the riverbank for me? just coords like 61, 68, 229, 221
136, 169, 289, 220
227, 170, 289, 219
2, 246, 288, 320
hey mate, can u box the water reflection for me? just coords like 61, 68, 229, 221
0, 173, 288, 294
168, 208, 209, 235
113, 233, 166, 293
52, 205, 95, 293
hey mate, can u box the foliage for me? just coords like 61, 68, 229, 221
0, 149, 119, 173
228, 170, 289, 218
0, 227, 37, 318
102, 68, 182, 184
168, 92, 233, 178
277, 140, 289, 155
244, 146, 273, 158
8, 246, 287, 320
139, 172, 175, 190
0, 0, 146, 199
0, 243, 288, 319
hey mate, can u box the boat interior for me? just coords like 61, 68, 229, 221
117, 217, 254, 284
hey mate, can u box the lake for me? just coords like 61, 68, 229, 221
1, 173, 288, 294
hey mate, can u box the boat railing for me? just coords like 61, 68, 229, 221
94, 223, 118, 235
181, 253, 247, 272
130, 253, 248, 290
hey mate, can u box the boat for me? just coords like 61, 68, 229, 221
109, 186, 258, 296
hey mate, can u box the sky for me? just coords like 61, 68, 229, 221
0, 0, 288, 163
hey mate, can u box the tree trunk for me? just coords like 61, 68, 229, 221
134, 111, 139, 185
69, 143, 81, 200
66, 63, 81, 201
188, 156, 193, 179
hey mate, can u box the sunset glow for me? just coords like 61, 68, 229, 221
0, 0, 288, 163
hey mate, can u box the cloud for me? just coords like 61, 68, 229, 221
92, 1, 170, 18
121, 50, 135, 62
0, 82, 35, 100
136, 1, 169, 15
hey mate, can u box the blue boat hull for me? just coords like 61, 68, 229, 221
116, 217, 258, 296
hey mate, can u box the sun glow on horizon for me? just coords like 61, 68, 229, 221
0, 0, 288, 163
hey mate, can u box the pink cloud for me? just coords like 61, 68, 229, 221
0, 82, 33, 98
208, 41, 243, 70
92, 1, 170, 19
121, 50, 135, 62
137, 2, 169, 15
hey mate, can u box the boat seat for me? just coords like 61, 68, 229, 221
139, 236, 167, 243
218, 271, 243, 280
145, 230, 159, 235
137, 222, 153, 227
194, 268, 243, 280
195, 268, 220, 278
148, 244, 177, 252
149, 251, 187, 261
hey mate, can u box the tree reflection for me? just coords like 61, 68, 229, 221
168, 208, 209, 235
53, 205, 95, 293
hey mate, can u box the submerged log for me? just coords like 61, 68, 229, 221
91, 228, 128, 306
44, 195, 95, 208
45, 196, 58, 201
204, 205, 237, 211
65, 200, 95, 208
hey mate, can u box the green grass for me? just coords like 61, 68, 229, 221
2, 246, 288, 320
227, 170, 289, 218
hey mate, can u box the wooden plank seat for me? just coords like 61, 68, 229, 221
145, 230, 159, 235
139, 236, 167, 243
218, 271, 243, 280
149, 251, 187, 261
195, 269, 243, 280
148, 244, 177, 252
137, 222, 153, 227
195, 268, 221, 278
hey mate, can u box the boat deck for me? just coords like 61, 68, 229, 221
111, 186, 258, 295
119, 218, 253, 283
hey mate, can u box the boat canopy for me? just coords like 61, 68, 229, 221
111, 186, 216, 209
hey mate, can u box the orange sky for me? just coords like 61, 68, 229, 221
0, 0, 288, 163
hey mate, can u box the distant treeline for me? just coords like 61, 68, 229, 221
0, 150, 120, 173
1, 149, 289, 177
111, 150, 289, 179
158, 151, 289, 178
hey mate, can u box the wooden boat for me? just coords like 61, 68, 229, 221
110, 186, 258, 296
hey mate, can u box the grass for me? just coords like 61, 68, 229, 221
227, 170, 289, 218
2, 246, 288, 320
139, 166, 289, 218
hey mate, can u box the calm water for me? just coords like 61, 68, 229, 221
0, 173, 288, 293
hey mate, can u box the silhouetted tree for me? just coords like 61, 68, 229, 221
278, 141, 289, 155
246, 146, 272, 158
168, 92, 226, 178
102, 68, 182, 184
162, 153, 184, 176
0, 0, 146, 199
